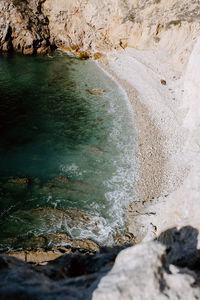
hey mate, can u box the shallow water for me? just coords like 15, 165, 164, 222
0, 51, 136, 251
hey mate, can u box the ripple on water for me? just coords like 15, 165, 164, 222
0, 51, 137, 251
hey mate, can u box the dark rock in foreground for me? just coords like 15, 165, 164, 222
0, 245, 126, 300
1, 227, 200, 300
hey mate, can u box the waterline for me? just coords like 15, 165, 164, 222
0, 51, 137, 251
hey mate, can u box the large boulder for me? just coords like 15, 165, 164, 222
93, 227, 200, 300
0, 245, 125, 299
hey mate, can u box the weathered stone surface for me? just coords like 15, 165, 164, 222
7, 247, 68, 264
7, 235, 100, 264
6, 250, 26, 262
1, 0, 200, 69
0, 0, 51, 54
93, 229, 200, 300
41, 0, 200, 69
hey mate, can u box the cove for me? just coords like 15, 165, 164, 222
0, 51, 136, 252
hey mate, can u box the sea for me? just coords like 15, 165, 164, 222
0, 50, 137, 252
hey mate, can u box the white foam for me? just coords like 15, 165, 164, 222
60, 163, 83, 176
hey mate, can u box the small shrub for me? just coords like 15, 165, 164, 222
166, 20, 181, 30
168, 20, 181, 26
127, 13, 135, 22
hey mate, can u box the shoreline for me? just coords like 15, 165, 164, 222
99, 48, 189, 242
99, 57, 167, 242
3, 51, 167, 262
99, 58, 166, 201
3, 46, 194, 263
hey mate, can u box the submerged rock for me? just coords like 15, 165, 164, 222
1, 207, 101, 252
87, 89, 105, 95
3, 177, 29, 192
7, 177, 29, 184
7, 235, 99, 264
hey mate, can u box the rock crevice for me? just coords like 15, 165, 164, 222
0, 0, 51, 54
1, 0, 200, 67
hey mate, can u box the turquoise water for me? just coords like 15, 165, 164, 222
0, 51, 136, 251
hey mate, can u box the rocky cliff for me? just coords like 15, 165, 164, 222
1, 0, 200, 67
0, 0, 50, 54
42, 0, 200, 70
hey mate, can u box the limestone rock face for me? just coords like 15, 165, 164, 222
0, 0, 50, 54
42, 0, 126, 53
93, 229, 200, 300
1, 0, 200, 66
41, 0, 200, 69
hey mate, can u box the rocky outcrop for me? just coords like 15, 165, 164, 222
6, 235, 100, 264
1, 0, 200, 67
93, 226, 200, 300
0, 0, 51, 54
1, 227, 200, 299
93, 244, 200, 300
0, 244, 125, 299
42, 0, 200, 69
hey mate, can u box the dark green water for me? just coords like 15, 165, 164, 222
0, 51, 136, 251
